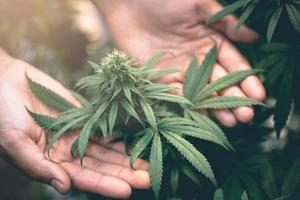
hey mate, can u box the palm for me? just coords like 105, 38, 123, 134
100, 0, 265, 127
0, 59, 149, 199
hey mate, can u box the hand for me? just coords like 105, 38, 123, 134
93, 0, 266, 127
0, 51, 150, 199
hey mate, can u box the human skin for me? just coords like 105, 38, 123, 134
0, 48, 150, 199
92, 0, 266, 127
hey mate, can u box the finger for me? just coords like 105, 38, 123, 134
198, 0, 258, 43
210, 65, 254, 123
217, 40, 266, 101
86, 141, 149, 171
61, 162, 131, 199
1, 133, 70, 194
73, 157, 150, 189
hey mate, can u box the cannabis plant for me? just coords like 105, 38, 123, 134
27, 48, 262, 199
208, 0, 300, 42
257, 43, 300, 137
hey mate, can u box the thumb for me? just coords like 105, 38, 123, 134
1, 133, 71, 194
198, 0, 259, 43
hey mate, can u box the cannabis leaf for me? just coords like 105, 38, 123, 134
282, 157, 300, 197
26, 108, 57, 131
267, 6, 283, 43
130, 116, 228, 198
162, 132, 216, 185
170, 166, 179, 195
150, 132, 163, 199
184, 110, 233, 150
195, 96, 264, 110
207, 1, 245, 25
26, 73, 75, 112
184, 47, 217, 102
183, 46, 264, 133
130, 128, 154, 168
195, 70, 260, 101
207, 0, 300, 42
258, 43, 296, 137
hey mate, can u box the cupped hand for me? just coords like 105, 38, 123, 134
0, 51, 150, 199
94, 0, 266, 127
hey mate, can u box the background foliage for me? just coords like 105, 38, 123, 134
1, 0, 300, 200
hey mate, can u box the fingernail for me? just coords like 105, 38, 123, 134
51, 180, 64, 194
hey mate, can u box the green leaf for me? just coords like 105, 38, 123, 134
120, 99, 143, 124
158, 117, 198, 127
111, 86, 122, 100
273, 196, 289, 200
282, 157, 300, 196
265, 60, 286, 88
145, 52, 167, 69
143, 84, 176, 93
183, 56, 198, 99
185, 110, 233, 150
123, 86, 133, 105
140, 99, 157, 130
274, 65, 294, 137
196, 70, 258, 101
240, 174, 263, 200
162, 127, 228, 150
222, 174, 244, 200
207, 1, 244, 24
241, 191, 249, 200
286, 4, 300, 34
26, 73, 75, 112
180, 165, 201, 186
214, 188, 224, 200
196, 96, 265, 109
256, 54, 285, 70
26, 108, 56, 131
162, 132, 216, 185
94, 100, 110, 120
75, 102, 108, 163
71, 91, 89, 106
267, 7, 283, 43
237, 4, 255, 31
70, 138, 79, 158
184, 47, 217, 102
147, 68, 179, 81
170, 167, 179, 195
260, 43, 289, 53
75, 74, 105, 91
48, 115, 87, 150
78, 118, 94, 164
130, 129, 154, 168
150, 132, 163, 199
145, 92, 191, 105
108, 101, 118, 134
88, 60, 102, 70
242, 155, 278, 199
99, 117, 108, 137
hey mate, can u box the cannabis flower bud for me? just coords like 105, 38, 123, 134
99, 50, 135, 83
